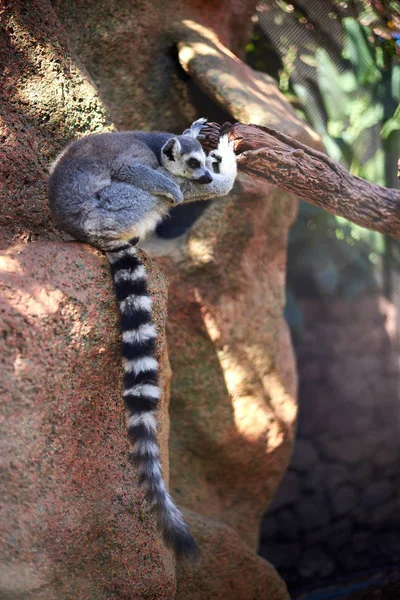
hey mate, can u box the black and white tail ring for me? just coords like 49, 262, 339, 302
106, 241, 198, 559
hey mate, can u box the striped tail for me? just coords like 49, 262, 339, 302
106, 242, 198, 559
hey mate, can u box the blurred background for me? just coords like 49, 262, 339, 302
244, 1, 400, 597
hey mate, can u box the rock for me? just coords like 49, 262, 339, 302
2, 0, 318, 594
307, 518, 353, 550
352, 532, 371, 554
176, 512, 290, 600
352, 462, 373, 489
154, 178, 298, 543
150, 178, 298, 595
271, 472, 302, 509
261, 541, 302, 568
369, 500, 397, 528
276, 508, 300, 541
337, 546, 372, 571
361, 481, 394, 508
316, 433, 379, 464
290, 438, 319, 472
176, 22, 320, 146
281, 294, 400, 585
373, 444, 400, 468
354, 499, 397, 529
329, 485, 358, 516
321, 406, 372, 436
298, 546, 335, 579
0, 1, 113, 250
0, 242, 175, 599
305, 463, 351, 492
376, 531, 400, 556
295, 493, 331, 531
260, 514, 279, 539
328, 519, 353, 550
296, 383, 335, 436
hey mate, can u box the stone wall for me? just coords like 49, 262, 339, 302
260, 296, 400, 590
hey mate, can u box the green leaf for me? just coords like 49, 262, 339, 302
352, 125, 382, 168
338, 71, 358, 93
391, 66, 400, 101
358, 147, 386, 186
345, 102, 384, 151
315, 48, 349, 121
381, 104, 400, 140
293, 82, 328, 135
382, 130, 400, 188
299, 53, 318, 68
321, 134, 349, 165
342, 18, 381, 85
381, 117, 400, 139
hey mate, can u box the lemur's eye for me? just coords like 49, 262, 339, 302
187, 158, 201, 169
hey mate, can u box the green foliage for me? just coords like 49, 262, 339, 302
297, 19, 399, 183
342, 17, 382, 84
246, 5, 399, 338
381, 103, 400, 139
286, 16, 399, 336
291, 17, 399, 269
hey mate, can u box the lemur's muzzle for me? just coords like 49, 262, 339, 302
195, 170, 213, 184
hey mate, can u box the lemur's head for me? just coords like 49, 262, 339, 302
161, 118, 213, 184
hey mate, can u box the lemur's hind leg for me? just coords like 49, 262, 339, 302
83, 183, 166, 247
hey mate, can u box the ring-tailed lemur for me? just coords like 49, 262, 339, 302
48, 118, 237, 559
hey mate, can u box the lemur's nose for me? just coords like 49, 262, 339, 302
196, 172, 213, 184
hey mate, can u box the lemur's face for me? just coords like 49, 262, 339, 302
161, 137, 213, 183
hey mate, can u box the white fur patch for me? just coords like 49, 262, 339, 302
122, 323, 157, 344
215, 135, 237, 179
123, 356, 159, 376
119, 294, 152, 314
134, 210, 164, 238
132, 439, 159, 457
127, 411, 157, 432
187, 151, 206, 162
123, 383, 161, 399
136, 459, 162, 479
113, 265, 147, 283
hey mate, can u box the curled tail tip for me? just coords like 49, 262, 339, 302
156, 496, 199, 560
165, 527, 200, 561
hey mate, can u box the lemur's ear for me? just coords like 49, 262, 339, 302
162, 137, 181, 162
183, 117, 207, 139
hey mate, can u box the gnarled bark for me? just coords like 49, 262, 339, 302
224, 123, 400, 239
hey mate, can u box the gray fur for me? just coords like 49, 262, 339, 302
182, 117, 207, 139
47, 120, 237, 558
48, 125, 236, 249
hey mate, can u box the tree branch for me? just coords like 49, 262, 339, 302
201, 122, 400, 239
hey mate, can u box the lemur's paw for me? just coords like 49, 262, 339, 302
161, 188, 184, 204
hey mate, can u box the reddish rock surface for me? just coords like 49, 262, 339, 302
0, 242, 175, 599
176, 21, 319, 145
0, 0, 113, 250
145, 175, 298, 598
176, 510, 289, 600
1, 0, 314, 597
